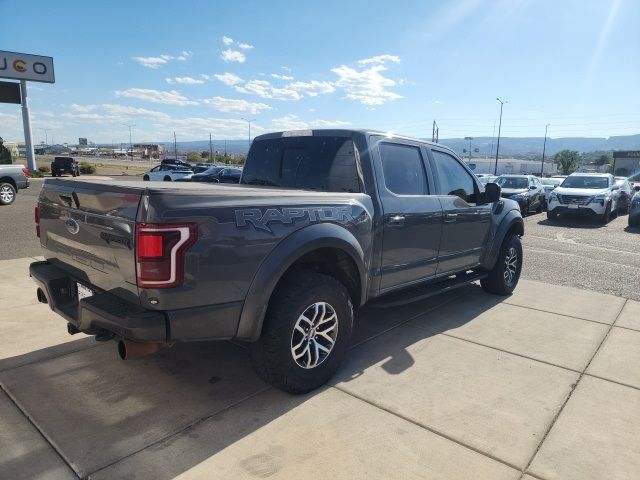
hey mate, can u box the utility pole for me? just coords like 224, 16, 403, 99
40, 128, 49, 149
541, 124, 550, 176
173, 131, 178, 160
123, 123, 135, 161
464, 136, 474, 162
209, 132, 213, 163
224, 140, 227, 156
494, 98, 507, 175
241, 117, 256, 151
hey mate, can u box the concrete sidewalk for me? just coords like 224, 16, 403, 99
1, 256, 639, 479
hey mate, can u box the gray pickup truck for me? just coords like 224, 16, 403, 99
30, 130, 524, 393
0, 164, 30, 205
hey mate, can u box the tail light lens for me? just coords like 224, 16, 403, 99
35, 205, 40, 238
135, 223, 197, 289
22, 167, 30, 177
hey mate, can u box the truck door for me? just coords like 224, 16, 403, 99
429, 148, 492, 273
372, 138, 443, 292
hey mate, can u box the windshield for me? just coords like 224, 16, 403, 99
496, 177, 528, 189
203, 167, 223, 175
540, 178, 561, 186
561, 176, 609, 189
241, 136, 361, 192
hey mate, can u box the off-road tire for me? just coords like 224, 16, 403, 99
0, 183, 16, 205
250, 270, 354, 394
547, 210, 558, 220
481, 233, 523, 296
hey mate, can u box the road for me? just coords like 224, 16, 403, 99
3, 179, 639, 299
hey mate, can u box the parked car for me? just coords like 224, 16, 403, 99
539, 177, 563, 208
160, 159, 194, 170
190, 166, 242, 183
629, 190, 640, 227
547, 173, 620, 223
628, 171, 640, 191
31, 129, 524, 393
614, 176, 633, 213
475, 174, 498, 184
0, 164, 29, 205
495, 174, 544, 215
51, 157, 80, 177
142, 164, 193, 181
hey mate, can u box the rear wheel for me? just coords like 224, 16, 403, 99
163, 176, 172, 182
0, 183, 16, 205
250, 270, 354, 394
143, 175, 150, 181
481, 233, 523, 295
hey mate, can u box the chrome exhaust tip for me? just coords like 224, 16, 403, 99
117, 339, 164, 360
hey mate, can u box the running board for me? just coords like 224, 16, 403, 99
371, 271, 488, 308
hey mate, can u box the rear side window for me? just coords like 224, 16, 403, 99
432, 150, 476, 202
242, 136, 361, 192
379, 143, 428, 195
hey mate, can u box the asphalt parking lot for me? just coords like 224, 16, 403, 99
5, 178, 639, 300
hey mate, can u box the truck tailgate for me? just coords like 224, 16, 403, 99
38, 179, 142, 304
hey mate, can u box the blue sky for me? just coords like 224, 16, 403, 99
1, 0, 638, 144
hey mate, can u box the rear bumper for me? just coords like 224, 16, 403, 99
29, 261, 242, 342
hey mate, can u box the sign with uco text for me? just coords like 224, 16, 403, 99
0, 50, 55, 83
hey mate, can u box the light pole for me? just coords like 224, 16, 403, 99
464, 136, 474, 162
241, 117, 256, 150
123, 123, 135, 160
40, 128, 49, 149
541, 124, 550, 176
494, 98, 507, 175
209, 132, 213, 163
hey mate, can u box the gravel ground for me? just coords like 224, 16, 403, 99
3, 179, 639, 299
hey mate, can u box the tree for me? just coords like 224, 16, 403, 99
554, 149, 580, 175
186, 152, 201, 162
200, 151, 209, 159
0, 137, 12, 165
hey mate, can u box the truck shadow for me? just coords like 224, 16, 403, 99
0, 284, 503, 479
537, 217, 607, 229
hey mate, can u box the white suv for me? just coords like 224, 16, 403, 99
547, 173, 620, 223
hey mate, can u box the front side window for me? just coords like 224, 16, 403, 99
432, 150, 476, 202
378, 143, 428, 195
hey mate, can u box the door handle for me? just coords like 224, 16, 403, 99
444, 213, 458, 223
387, 214, 405, 227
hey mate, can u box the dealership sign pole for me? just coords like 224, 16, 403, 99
0, 51, 55, 172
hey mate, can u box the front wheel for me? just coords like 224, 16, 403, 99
0, 183, 16, 205
250, 270, 354, 394
143, 175, 150, 181
547, 210, 558, 220
481, 234, 523, 295
599, 202, 612, 224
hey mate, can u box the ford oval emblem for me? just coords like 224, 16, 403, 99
65, 218, 80, 235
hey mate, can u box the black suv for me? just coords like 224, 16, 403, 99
495, 175, 544, 215
51, 157, 80, 177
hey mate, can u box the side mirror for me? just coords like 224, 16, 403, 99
529, 185, 537, 190
485, 182, 501, 203
611, 184, 620, 191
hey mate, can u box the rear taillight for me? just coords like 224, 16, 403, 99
22, 167, 30, 177
135, 223, 197, 289
35, 206, 40, 238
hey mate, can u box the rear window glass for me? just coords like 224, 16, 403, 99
241, 136, 361, 192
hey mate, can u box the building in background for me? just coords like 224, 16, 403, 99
78, 138, 88, 146
134, 143, 164, 158
464, 158, 558, 176
613, 151, 640, 176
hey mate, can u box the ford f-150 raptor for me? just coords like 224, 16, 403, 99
30, 129, 524, 393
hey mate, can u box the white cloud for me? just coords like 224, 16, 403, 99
64, 103, 170, 123
331, 57, 401, 105
238, 42, 254, 50
131, 51, 193, 69
153, 116, 263, 139
201, 96, 272, 114
222, 36, 234, 46
357, 54, 401, 66
220, 49, 246, 63
271, 115, 351, 131
271, 73, 294, 80
214, 72, 243, 86
165, 76, 205, 85
131, 55, 173, 69
114, 88, 198, 106
235, 79, 302, 101
200, 74, 210, 80
287, 80, 335, 97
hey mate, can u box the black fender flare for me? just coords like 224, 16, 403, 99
236, 222, 367, 341
481, 209, 524, 270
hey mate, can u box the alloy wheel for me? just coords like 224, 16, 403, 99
0, 185, 15, 203
290, 302, 338, 369
503, 247, 518, 287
